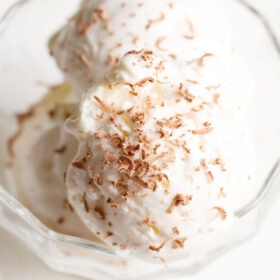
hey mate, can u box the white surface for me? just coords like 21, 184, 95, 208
0, 0, 280, 279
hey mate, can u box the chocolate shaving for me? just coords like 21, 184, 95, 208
218, 187, 226, 198
141, 216, 152, 225
82, 192, 90, 213
172, 227, 180, 235
118, 155, 134, 176
72, 161, 85, 169
157, 116, 183, 129
169, 53, 177, 59
203, 121, 211, 127
94, 6, 108, 21
93, 95, 110, 111
141, 149, 147, 160
94, 206, 106, 220
131, 34, 139, 44
106, 198, 120, 208
149, 239, 168, 252
182, 145, 191, 154
178, 83, 194, 102
186, 19, 195, 39
130, 111, 145, 126
73, 152, 92, 171
198, 53, 214, 67
115, 179, 129, 191
213, 206, 227, 220
200, 158, 215, 183
207, 170, 214, 182
172, 237, 187, 249
192, 127, 213, 135
183, 34, 194, 40
187, 79, 198, 84
213, 93, 220, 104
133, 177, 149, 188
168, 116, 183, 129
110, 134, 123, 148
78, 6, 108, 34
156, 60, 165, 74
103, 231, 113, 239
126, 49, 143, 56
95, 172, 103, 185
57, 217, 65, 224
146, 13, 165, 30
124, 77, 154, 96
155, 36, 166, 51
123, 144, 140, 156
213, 158, 221, 165
157, 129, 165, 138
200, 159, 207, 168
54, 144, 67, 154
153, 144, 161, 154
134, 159, 150, 177
104, 152, 115, 164
191, 104, 204, 112
167, 194, 192, 213
147, 180, 157, 191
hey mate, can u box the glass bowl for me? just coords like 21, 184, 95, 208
0, 0, 280, 279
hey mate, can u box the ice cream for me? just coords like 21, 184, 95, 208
8, 83, 100, 241
7, 0, 255, 261
49, 0, 232, 96
65, 49, 253, 258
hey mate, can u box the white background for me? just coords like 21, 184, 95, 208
0, 0, 279, 279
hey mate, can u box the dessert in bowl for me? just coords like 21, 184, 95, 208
0, 0, 279, 279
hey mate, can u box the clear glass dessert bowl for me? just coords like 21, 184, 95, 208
0, 1, 280, 279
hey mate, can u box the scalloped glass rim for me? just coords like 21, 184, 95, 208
0, 0, 280, 279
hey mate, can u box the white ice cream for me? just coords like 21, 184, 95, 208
8, 0, 255, 260
65, 50, 254, 258
49, 0, 232, 96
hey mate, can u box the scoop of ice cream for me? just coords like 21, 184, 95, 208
8, 83, 100, 241
65, 50, 254, 258
49, 0, 232, 96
